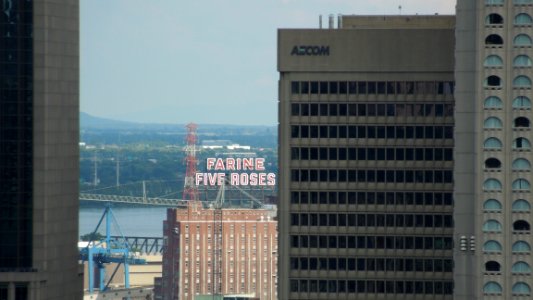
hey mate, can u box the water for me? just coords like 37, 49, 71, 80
79, 207, 168, 238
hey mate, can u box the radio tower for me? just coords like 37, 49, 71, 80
183, 123, 199, 202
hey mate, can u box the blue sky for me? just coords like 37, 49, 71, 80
81, 0, 455, 125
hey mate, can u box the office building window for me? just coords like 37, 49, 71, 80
513, 96, 532, 108
512, 282, 531, 295
512, 199, 531, 212
484, 137, 503, 149
512, 241, 531, 253
512, 178, 530, 190
482, 220, 503, 232
512, 261, 531, 273
485, 34, 504, 45
515, 13, 533, 25
512, 158, 530, 170
484, 96, 503, 108
483, 282, 502, 294
514, 34, 533, 46
483, 199, 502, 211
484, 55, 503, 66
514, 75, 532, 88
483, 240, 502, 252
483, 178, 502, 191
484, 117, 503, 128
486, 14, 504, 25
514, 55, 532, 67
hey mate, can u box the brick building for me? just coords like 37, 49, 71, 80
160, 201, 277, 300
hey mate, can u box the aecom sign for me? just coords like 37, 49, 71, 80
291, 45, 330, 56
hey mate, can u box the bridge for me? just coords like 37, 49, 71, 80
79, 180, 275, 207
79, 193, 188, 207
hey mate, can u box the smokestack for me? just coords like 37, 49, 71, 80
337, 14, 343, 28
328, 14, 334, 29
319, 15, 322, 29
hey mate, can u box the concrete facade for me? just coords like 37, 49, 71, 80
455, 1, 533, 299
0, 0, 82, 299
278, 16, 455, 299
161, 202, 278, 300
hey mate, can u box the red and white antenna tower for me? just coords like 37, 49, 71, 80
183, 123, 199, 201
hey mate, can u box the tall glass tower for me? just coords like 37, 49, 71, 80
0, 0, 82, 298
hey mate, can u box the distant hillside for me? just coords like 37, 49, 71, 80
81, 112, 142, 129
80, 112, 277, 134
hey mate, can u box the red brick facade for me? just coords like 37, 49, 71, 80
161, 201, 278, 299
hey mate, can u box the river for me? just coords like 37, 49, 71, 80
79, 207, 168, 238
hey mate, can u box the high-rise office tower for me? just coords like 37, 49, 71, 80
0, 0, 82, 299
278, 15, 455, 299
455, 1, 533, 299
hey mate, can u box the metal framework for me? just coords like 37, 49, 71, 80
79, 193, 188, 207
183, 123, 199, 201
79, 204, 146, 293
110, 236, 164, 254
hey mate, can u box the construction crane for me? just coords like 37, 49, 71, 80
79, 204, 146, 293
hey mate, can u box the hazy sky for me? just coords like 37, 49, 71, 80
81, 0, 455, 125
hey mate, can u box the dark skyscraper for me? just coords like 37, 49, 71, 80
0, 0, 82, 298
278, 15, 455, 299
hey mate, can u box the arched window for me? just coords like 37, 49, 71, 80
512, 282, 531, 295
484, 55, 504, 66
484, 240, 503, 252
486, 158, 502, 168
484, 178, 502, 190
515, 13, 533, 25
512, 199, 531, 211
512, 158, 531, 170
486, 75, 502, 87
485, 96, 504, 108
512, 262, 531, 273
514, 34, 532, 46
513, 220, 530, 231
484, 282, 503, 294
486, 34, 504, 45
484, 199, 503, 211
512, 241, 531, 253
485, 137, 503, 149
483, 220, 503, 232
512, 179, 530, 190
513, 137, 531, 149
513, 96, 532, 108
514, 117, 531, 127
514, 75, 532, 88
515, 0, 533, 4
484, 117, 503, 128
486, 14, 504, 25
514, 55, 532, 66
485, 261, 501, 272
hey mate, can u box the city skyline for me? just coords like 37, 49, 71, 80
81, 0, 455, 125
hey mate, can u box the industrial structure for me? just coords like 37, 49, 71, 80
157, 124, 278, 299
79, 205, 146, 294
0, 0, 82, 298
278, 15, 455, 298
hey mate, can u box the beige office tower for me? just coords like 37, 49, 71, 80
278, 16, 455, 299
455, 0, 533, 299
0, 0, 82, 299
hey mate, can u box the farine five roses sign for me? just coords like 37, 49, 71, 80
195, 158, 276, 186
